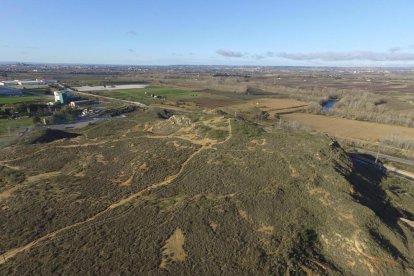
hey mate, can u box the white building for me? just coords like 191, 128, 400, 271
54, 90, 70, 104
18, 79, 45, 86
1, 80, 20, 86
1, 79, 58, 87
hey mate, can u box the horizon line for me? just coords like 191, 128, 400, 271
1, 60, 414, 69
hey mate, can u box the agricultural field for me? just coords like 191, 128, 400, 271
87, 87, 210, 105
225, 98, 308, 116
73, 84, 149, 92
0, 95, 50, 105
0, 109, 413, 275
281, 113, 414, 142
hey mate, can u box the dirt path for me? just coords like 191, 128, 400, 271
0, 185, 22, 201
0, 162, 21, 170
0, 171, 61, 203
0, 137, 137, 168
0, 119, 233, 265
71, 90, 147, 108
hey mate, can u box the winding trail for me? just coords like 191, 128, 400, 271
0, 118, 232, 265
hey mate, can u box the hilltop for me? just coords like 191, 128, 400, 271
0, 108, 413, 275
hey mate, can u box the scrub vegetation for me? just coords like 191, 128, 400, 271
0, 108, 413, 275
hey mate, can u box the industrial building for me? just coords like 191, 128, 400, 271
0, 80, 20, 86
0, 79, 58, 87
54, 90, 70, 104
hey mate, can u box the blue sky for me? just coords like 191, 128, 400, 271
1, 0, 414, 66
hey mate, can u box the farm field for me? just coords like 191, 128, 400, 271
282, 113, 414, 142
179, 96, 241, 108
88, 87, 209, 105
0, 95, 50, 104
222, 98, 309, 118
232, 98, 308, 110
73, 84, 149, 92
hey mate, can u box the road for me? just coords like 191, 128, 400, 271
354, 147, 414, 167
350, 154, 414, 181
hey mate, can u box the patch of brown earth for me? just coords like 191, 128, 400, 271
112, 170, 135, 187
209, 221, 219, 232
0, 185, 22, 201
94, 154, 109, 164
139, 163, 149, 174
160, 228, 187, 269
26, 171, 61, 183
238, 209, 252, 223
250, 138, 267, 146
257, 225, 274, 235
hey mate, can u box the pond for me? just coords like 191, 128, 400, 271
322, 99, 338, 111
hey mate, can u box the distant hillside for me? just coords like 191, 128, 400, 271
0, 110, 413, 275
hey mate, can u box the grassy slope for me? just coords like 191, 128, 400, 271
0, 118, 33, 136
0, 112, 413, 275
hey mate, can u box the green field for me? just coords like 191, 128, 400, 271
95, 87, 206, 104
27, 87, 51, 92
0, 96, 49, 105
0, 118, 33, 136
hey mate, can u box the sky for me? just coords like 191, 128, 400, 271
1, 0, 414, 66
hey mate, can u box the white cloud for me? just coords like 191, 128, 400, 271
216, 49, 244, 58
277, 51, 414, 61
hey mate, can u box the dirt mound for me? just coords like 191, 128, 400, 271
167, 115, 193, 127
147, 115, 195, 134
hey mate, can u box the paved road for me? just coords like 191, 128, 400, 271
350, 155, 414, 181
67, 88, 147, 108
354, 147, 414, 167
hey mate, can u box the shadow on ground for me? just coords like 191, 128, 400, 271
347, 153, 413, 262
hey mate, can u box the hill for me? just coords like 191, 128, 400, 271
0, 109, 413, 275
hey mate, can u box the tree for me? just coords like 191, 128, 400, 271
256, 111, 269, 121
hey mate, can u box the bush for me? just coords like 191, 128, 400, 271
306, 102, 322, 114
380, 134, 414, 150
49, 108, 81, 124
32, 116, 41, 124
